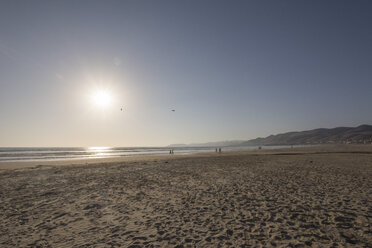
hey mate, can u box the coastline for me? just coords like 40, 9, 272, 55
1, 144, 371, 170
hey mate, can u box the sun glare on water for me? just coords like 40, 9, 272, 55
91, 89, 112, 108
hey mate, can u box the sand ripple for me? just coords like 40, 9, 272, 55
0, 151, 371, 247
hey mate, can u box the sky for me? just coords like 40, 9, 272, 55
0, 0, 371, 147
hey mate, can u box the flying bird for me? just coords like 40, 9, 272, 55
171, 109, 175, 112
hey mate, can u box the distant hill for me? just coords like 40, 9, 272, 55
241, 125, 372, 146
168, 125, 372, 147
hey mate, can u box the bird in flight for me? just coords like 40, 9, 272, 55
171, 109, 175, 112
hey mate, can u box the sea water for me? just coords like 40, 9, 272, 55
0, 145, 293, 162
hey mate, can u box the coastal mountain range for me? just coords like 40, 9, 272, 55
170, 125, 372, 147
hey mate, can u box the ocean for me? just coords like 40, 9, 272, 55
0, 145, 295, 162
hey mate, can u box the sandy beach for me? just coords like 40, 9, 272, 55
0, 145, 371, 247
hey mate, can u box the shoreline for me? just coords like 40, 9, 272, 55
1, 144, 372, 170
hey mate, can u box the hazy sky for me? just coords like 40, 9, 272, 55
0, 0, 371, 147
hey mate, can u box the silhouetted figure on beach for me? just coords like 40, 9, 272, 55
219, 148, 222, 153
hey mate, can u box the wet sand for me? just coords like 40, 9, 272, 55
0, 145, 371, 247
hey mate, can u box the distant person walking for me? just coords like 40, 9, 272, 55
219, 148, 222, 153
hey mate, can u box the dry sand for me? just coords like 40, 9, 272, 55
0, 145, 371, 247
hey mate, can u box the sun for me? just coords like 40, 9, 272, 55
91, 89, 112, 108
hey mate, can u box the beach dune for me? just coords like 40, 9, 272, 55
0, 146, 371, 247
